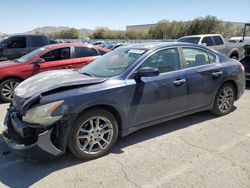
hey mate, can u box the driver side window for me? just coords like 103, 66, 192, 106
139, 48, 180, 74
41, 47, 70, 62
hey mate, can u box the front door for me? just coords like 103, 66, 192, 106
127, 48, 187, 126
20, 47, 72, 78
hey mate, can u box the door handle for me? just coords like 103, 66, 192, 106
172, 79, 186, 86
212, 71, 223, 77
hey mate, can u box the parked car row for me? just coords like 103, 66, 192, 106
1, 42, 245, 161
0, 43, 110, 102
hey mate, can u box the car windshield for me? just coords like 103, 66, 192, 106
178, 37, 200, 44
79, 48, 146, 77
16, 47, 46, 63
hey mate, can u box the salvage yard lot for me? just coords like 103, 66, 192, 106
0, 88, 250, 188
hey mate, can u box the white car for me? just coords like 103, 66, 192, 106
229, 37, 250, 44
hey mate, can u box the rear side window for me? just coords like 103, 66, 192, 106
41, 47, 70, 62
75, 47, 99, 58
212, 36, 224, 45
30, 36, 47, 47
208, 53, 217, 63
182, 48, 210, 68
7, 37, 26, 49
201, 37, 213, 46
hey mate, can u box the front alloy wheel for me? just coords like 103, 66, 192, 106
68, 109, 118, 159
76, 116, 113, 154
0, 78, 21, 102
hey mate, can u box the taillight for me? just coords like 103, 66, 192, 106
240, 63, 245, 72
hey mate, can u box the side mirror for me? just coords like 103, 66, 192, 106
136, 67, 159, 78
202, 43, 207, 46
34, 58, 45, 65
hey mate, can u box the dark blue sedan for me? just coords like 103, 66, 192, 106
2, 42, 245, 161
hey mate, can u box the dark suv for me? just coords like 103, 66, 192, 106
0, 35, 50, 61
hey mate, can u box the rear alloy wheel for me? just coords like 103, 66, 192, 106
0, 78, 21, 102
68, 109, 118, 160
211, 83, 235, 116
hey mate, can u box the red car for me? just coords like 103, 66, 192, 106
0, 43, 110, 102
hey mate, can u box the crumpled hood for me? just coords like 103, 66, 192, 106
15, 69, 107, 98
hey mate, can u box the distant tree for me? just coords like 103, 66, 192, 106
187, 16, 222, 35
88, 27, 126, 39
49, 28, 83, 39
126, 30, 149, 39
87, 15, 245, 40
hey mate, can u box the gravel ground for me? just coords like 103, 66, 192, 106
0, 88, 249, 188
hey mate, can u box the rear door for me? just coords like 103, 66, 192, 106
180, 47, 223, 110
27, 35, 48, 52
72, 46, 100, 69
211, 35, 226, 55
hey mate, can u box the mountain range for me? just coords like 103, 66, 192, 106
20, 26, 93, 36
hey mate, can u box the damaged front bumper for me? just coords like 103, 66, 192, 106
1, 109, 64, 161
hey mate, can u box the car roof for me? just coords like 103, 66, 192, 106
119, 42, 200, 50
180, 34, 222, 38
42, 43, 110, 52
7, 34, 47, 37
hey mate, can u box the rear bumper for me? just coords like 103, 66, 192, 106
1, 110, 63, 161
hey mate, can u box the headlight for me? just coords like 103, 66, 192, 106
22, 100, 64, 126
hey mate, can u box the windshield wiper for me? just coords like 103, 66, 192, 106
81, 72, 93, 77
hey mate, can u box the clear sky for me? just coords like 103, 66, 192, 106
0, 0, 249, 34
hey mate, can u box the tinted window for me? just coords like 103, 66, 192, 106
212, 36, 224, 45
201, 37, 213, 46
7, 37, 26, 49
139, 48, 180, 73
182, 48, 210, 68
178, 37, 200, 44
41, 47, 70, 62
98, 49, 107, 55
75, 47, 99, 58
30, 36, 46, 47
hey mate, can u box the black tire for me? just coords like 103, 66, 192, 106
68, 108, 118, 160
0, 78, 21, 103
210, 83, 235, 116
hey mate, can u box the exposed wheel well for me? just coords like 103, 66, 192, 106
76, 105, 123, 135
230, 51, 239, 59
0, 76, 23, 84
